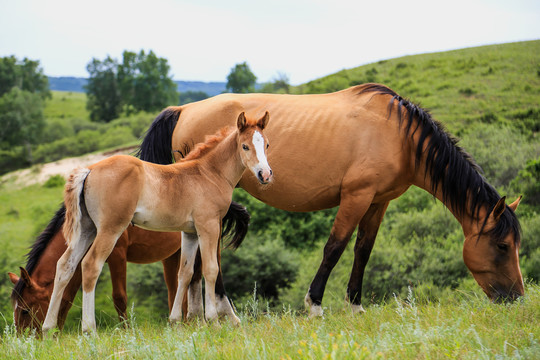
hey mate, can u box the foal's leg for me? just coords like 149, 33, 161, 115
81, 228, 125, 333
170, 232, 199, 323
196, 220, 221, 323
42, 225, 95, 333
305, 191, 373, 317
214, 244, 240, 325
347, 201, 389, 314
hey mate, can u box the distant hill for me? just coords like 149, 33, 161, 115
47, 77, 227, 96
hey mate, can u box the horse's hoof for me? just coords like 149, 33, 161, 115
350, 304, 366, 314
304, 292, 324, 318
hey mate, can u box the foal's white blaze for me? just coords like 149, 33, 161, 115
251, 131, 272, 182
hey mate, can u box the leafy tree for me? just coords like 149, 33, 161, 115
117, 50, 178, 114
85, 56, 122, 122
0, 56, 50, 99
87, 50, 178, 121
226, 62, 257, 93
0, 88, 45, 163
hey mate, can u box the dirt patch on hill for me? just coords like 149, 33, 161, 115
1, 146, 137, 189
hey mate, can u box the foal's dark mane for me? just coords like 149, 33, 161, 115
11, 204, 66, 304
357, 83, 520, 245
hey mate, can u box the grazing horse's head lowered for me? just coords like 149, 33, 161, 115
463, 196, 524, 302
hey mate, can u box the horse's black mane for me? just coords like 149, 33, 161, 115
11, 204, 66, 303
357, 83, 520, 245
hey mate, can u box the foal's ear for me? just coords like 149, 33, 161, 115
492, 196, 507, 222
237, 112, 247, 131
8, 272, 20, 285
19, 267, 33, 288
257, 111, 270, 130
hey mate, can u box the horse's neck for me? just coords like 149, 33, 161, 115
198, 132, 245, 187
411, 162, 485, 236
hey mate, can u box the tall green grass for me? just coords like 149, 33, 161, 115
1, 285, 539, 359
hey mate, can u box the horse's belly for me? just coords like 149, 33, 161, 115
132, 206, 196, 233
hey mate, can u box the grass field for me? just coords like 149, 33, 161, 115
1, 285, 539, 359
1, 41, 539, 358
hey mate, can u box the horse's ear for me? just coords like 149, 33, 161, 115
8, 272, 20, 285
508, 195, 522, 212
19, 267, 33, 288
492, 196, 507, 222
257, 111, 270, 130
237, 112, 247, 131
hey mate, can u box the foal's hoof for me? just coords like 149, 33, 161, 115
304, 292, 324, 318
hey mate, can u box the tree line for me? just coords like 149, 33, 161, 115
0, 52, 290, 174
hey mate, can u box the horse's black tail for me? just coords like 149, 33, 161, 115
221, 201, 251, 250
136, 106, 181, 164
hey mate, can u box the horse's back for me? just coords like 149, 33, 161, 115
172, 86, 409, 211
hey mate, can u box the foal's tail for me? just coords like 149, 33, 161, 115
221, 201, 251, 250
63, 168, 91, 245
136, 106, 182, 164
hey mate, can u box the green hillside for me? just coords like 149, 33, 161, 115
1, 41, 539, 339
296, 40, 540, 134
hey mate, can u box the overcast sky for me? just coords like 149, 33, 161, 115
1, 0, 539, 85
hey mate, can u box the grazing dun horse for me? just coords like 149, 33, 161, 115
138, 83, 524, 317
9, 202, 249, 332
42, 112, 272, 334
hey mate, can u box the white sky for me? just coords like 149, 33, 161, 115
1, 0, 539, 85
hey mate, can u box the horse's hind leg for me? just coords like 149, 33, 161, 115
107, 231, 129, 323
42, 219, 95, 333
347, 201, 389, 313
186, 248, 204, 320
80, 228, 125, 333
305, 191, 374, 317
161, 249, 181, 315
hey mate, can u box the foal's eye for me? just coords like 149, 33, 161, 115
242, 144, 249, 151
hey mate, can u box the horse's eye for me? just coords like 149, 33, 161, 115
266, 143, 269, 149
20, 309, 29, 315
242, 144, 249, 151
497, 243, 509, 252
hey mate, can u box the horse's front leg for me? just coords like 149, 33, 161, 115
197, 220, 221, 323
170, 232, 198, 323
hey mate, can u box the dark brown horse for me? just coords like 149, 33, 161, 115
10, 201, 250, 332
138, 83, 524, 317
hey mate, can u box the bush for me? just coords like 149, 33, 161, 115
43, 174, 65, 188
221, 237, 300, 304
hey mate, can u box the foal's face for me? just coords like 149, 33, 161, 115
237, 111, 273, 184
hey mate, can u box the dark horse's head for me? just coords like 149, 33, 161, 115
463, 196, 524, 302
